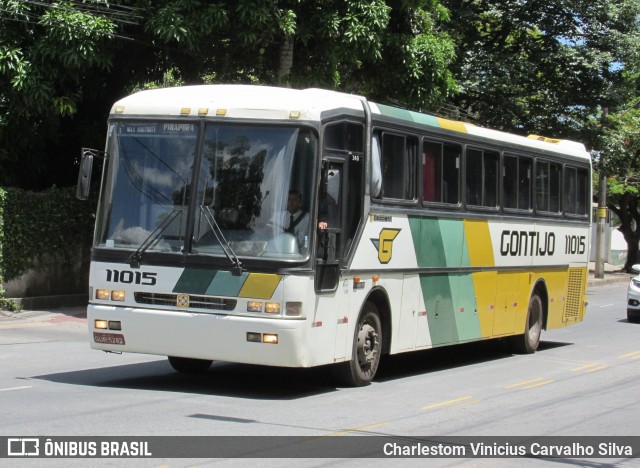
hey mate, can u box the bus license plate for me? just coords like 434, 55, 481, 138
93, 332, 126, 345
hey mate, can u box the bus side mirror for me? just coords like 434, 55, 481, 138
76, 148, 96, 200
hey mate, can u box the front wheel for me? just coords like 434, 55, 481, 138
332, 302, 382, 387
168, 356, 212, 374
509, 293, 543, 354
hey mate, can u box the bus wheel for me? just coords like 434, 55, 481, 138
168, 356, 212, 374
333, 302, 382, 387
509, 293, 543, 354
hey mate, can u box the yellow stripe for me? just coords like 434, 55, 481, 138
619, 351, 640, 359
422, 396, 473, 410
464, 220, 494, 267
238, 273, 282, 299
505, 377, 546, 388
571, 362, 601, 372
436, 117, 469, 133
585, 365, 608, 373
521, 380, 554, 389
306, 422, 389, 441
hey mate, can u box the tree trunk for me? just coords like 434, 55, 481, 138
609, 193, 640, 271
277, 37, 294, 87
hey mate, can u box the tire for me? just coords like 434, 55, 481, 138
509, 293, 543, 354
628, 310, 640, 323
168, 356, 212, 374
333, 302, 382, 387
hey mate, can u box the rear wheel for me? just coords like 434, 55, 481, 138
333, 302, 382, 387
509, 293, 543, 354
168, 356, 212, 374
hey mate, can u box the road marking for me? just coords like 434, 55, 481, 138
505, 377, 554, 390
571, 362, 602, 372
0, 385, 32, 392
599, 304, 614, 308
422, 396, 474, 410
307, 422, 389, 441
520, 380, 554, 389
585, 365, 609, 373
619, 351, 640, 359
504, 377, 545, 388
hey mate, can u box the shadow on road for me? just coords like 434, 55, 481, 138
30, 339, 574, 399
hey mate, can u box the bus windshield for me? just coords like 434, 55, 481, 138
95, 121, 318, 261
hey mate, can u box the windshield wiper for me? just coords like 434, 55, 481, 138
128, 208, 182, 268
199, 206, 243, 276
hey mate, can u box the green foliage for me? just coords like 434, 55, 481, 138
0, 186, 95, 291
443, 0, 640, 140
0, 188, 19, 311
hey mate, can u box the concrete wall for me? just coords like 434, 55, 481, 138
3, 245, 90, 308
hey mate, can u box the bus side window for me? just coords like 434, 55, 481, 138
380, 132, 418, 200
504, 155, 532, 211
423, 140, 460, 205
466, 148, 499, 208
564, 165, 589, 216
536, 160, 562, 214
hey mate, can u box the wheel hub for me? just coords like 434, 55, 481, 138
357, 323, 379, 366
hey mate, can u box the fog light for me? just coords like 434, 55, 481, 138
247, 301, 263, 312
285, 302, 302, 317
96, 289, 109, 300
95, 320, 108, 330
265, 302, 280, 314
263, 333, 278, 344
247, 332, 262, 343
111, 290, 125, 301
629, 299, 639, 306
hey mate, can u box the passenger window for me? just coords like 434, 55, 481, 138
503, 155, 532, 211
379, 132, 417, 200
423, 140, 460, 204
564, 166, 589, 216
536, 160, 561, 213
466, 148, 499, 208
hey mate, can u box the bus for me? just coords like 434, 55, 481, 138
77, 85, 591, 386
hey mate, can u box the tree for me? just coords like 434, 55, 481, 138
598, 98, 640, 270
442, 0, 640, 140
0, 0, 120, 188
0, 0, 458, 190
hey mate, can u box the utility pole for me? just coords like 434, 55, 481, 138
595, 170, 607, 279
595, 107, 608, 279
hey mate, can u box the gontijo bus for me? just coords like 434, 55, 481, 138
77, 85, 591, 386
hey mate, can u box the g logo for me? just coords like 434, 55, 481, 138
371, 228, 401, 264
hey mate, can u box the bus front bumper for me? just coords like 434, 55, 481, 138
88, 304, 310, 367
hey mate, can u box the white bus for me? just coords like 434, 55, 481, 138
77, 85, 591, 386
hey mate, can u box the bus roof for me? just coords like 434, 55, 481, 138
111, 84, 590, 160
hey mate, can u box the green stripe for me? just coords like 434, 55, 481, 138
376, 103, 440, 127
421, 274, 458, 345
205, 271, 248, 296
173, 268, 218, 294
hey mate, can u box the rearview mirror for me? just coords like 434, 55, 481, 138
76, 148, 96, 200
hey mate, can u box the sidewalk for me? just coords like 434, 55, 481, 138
588, 262, 633, 288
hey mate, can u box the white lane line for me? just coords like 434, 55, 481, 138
0, 386, 32, 392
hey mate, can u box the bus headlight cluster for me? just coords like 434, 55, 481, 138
94, 319, 122, 330
246, 332, 278, 344
247, 301, 301, 316
95, 288, 125, 301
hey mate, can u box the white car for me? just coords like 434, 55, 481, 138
627, 264, 640, 323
